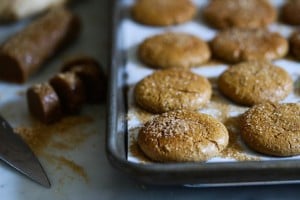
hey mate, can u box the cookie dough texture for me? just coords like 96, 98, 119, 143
289, 31, 300, 60
131, 0, 196, 26
218, 61, 293, 106
138, 110, 229, 162
134, 69, 212, 113
281, 0, 300, 25
27, 82, 62, 124
240, 103, 300, 156
138, 32, 211, 69
203, 0, 276, 29
211, 28, 288, 63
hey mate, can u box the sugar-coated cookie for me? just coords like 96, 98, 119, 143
211, 28, 288, 63
138, 110, 229, 162
131, 0, 196, 26
203, 0, 276, 29
138, 32, 211, 69
134, 69, 212, 113
218, 60, 293, 106
240, 103, 300, 156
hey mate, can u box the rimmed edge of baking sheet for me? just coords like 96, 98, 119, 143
106, 0, 300, 186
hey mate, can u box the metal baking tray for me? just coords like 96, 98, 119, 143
106, 0, 300, 186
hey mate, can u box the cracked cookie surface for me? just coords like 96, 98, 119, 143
131, 0, 196, 26
134, 69, 212, 113
138, 110, 229, 162
211, 28, 288, 63
203, 0, 276, 29
240, 103, 300, 156
138, 32, 211, 69
218, 60, 293, 106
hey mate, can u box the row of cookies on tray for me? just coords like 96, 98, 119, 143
130, 0, 300, 163
134, 63, 298, 162
131, 0, 300, 28
138, 30, 300, 67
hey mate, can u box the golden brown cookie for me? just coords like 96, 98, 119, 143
131, 0, 196, 26
211, 28, 288, 63
138, 32, 211, 69
138, 110, 229, 162
240, 103, 300, 156
134, 69, 212, 113
281, 0, 300, 25
203, 0, 276, 29
289, 30, 300, 59
218, 60, 293, 106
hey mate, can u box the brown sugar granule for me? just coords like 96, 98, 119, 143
57, 156, 88, 182
42, 153, 88, 183
221, 116, 260, 161
129, 141, 152, 163
14, 115, 94, 153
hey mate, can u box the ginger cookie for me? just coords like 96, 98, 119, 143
289, 31, 300, 60
134, 69, 212, 114
240, 103, 300, 157
138, 110, 229, 162
218, 60, 293, 106
203, 0, 276, 29
281, 0, 300, 25
131, 0, 196, 26
211, 28, 288, 63
138, 32, 211, 69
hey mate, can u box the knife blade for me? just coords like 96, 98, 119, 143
0, 115, 50, 188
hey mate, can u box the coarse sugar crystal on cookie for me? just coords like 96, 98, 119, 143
240, 103, 300, 157
203, 0, 276, 29
211, 28, 288, 63
281, 0, 300, 25
134, 69, 212, 114
138, 32, 211, 69
138, 110, 229, 162
131, 0, 196, 26
218, 60, 293, 106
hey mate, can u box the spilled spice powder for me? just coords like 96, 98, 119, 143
57, 156, 88, 182
13, 113, 98, 184
128, 106, 154, 125
129, 128, 151, 163
220, 116, 260, 161
14, 115, 94, 154
130, 141, 151, 163
42, 153, 88, 182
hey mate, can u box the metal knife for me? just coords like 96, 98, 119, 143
0, 115, 50, 188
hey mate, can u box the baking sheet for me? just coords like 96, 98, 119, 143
0, 0, 107, 199
122, 0, 300, 163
